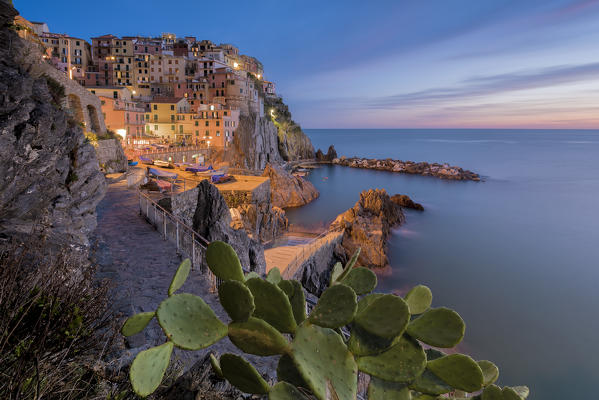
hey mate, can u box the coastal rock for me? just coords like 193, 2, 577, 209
230, 112, 282, 171
265, 96, 315, 161
333, 157, 480, 181
315, 145, 338, 162
0, 2, 105, 249
391, 194, 424, 211
330, 189, 405, 267
230, 202, 288, 243
95, 138, 128, 173
188, 180, 266, 274
262, 163, 319, 208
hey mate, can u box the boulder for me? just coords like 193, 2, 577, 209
262, 163, 319, 208
230, 202, 288, 243
331, 189, 405, 267
391, 194, 424, 211
315, 144, 338, 162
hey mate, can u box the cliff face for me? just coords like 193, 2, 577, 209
231, 113, 282, 171
264, 96, 314, 161
0, 2, 105, 248
262, 163, 319, 208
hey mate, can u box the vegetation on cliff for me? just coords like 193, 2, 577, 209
265, 96, 315, 161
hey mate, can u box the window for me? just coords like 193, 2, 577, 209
154, 114, 158, 121
195, 121, 198, 126
216, 131, 220, 137
216, 121, 220, 127
153, 104, 157, 110
171, 125, 175, 130
154, 125, 158, 130
224, 111, 228, 116
170, 105, 174, 110
171, 115, 175, 121
113, 91, 118, 99
195, 130, 199, 136
205, 121, 209, 127
205, 130, 209, 136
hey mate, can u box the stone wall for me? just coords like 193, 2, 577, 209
296, 232, 344, 296
220, 178, 270, 208
95, 139, 127, 173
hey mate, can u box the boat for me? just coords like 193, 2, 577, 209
139, 155, 153, 165
147, 167, 178, 180
197, 168, 224, 176
155, 179, 173, 193
128, 160, 138, 166
153, 160, 174, 168
186, 164, 213, 173
211, 174, 233, 184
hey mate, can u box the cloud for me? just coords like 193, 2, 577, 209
366, 62, 599, 109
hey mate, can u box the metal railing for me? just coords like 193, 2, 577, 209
138, 190, 223, 290
282, 229, 343, 280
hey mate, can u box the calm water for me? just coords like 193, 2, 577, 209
286, 129, 599, 399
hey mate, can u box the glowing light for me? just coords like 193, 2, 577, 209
116, 129, 127, 139
256, 74, 261, 79
233, 62, 239, 69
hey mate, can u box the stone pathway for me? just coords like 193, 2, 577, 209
92, 180, 277, 375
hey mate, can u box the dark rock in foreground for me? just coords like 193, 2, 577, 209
332, 156, 480, 181
331, 188, 405, 268
391, 194, 424, 211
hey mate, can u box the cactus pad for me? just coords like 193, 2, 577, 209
340, 267, 377, 295
228, 317, 289, 356
336, 248, 361, 283
356, 335, 426, 383
368, 377, 411, 400
129, 341, 173, 397
246, 277, 297, 333
404, 285, 432, 314
245, 271, 261, 281
330, 262, 343, 285
289, 280, 306, 325
210, 353, 223, 378
218, 279, 255, 321
121, 311, 154, 337
347, 324, 398, 356
267, 267, 282, 284
356, 293, 384, 314
308, 284, 357, 329
354, 294, 410, 340
427, 353, 484, 392
291, 323, 358, 400
409, 368, 452, 395
269, 381, 308, 400
206, 240, 244, 282
478, 360, 499, 386
277, 353, 308, 389
503, 386, 529, 400
168, 258, 191, 296
278, 279, 294, 297
156, 293, 227, 350
481, 384, 503, 400
220, 353, 270, 394
406, 307, 465, 348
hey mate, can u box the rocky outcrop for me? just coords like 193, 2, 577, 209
231, 112, 282, 171
95, 138, 127, 173
315, 145, 338, 162
0, 2, 105, 249
230, 202, 288, 243
262, 163, 319, 208
264, 96, 314, 161
391, 194, 424, 211
333, 156, 480, 181
330, 189, 405, 268
185, 180, 266, 274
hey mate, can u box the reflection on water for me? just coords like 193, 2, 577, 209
285, 129, 599, 399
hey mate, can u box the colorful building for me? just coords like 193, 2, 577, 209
144, 97, 190, 141
195, 103, 240, 147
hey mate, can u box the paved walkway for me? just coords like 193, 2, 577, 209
92, 180, 276, 374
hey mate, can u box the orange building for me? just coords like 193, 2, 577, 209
195, 104, 240, 147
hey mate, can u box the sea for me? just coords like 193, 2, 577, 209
285, 129, 599, 400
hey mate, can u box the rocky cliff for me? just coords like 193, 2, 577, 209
0, 2, 105, 249
331, 189, 404, 268
230, 112, 282, 171
262, 163, 319, 208
264, 96, 314, 161
230, 202, 288, 243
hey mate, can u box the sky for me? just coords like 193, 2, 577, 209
15, 0, 599, 129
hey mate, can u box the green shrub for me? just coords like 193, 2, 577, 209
123, 243, 529, 399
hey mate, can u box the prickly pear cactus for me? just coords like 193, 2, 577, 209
335, 248, 361, 283
404, 284, 432, 314
276, 353, 308, 389
121, 311, 154, 337
218, 279, 255, 322
426, 353, 484, 393
406, 307, 465, 348
219, 353, 270, 394
246, 277, 297, 333
266, 267, 282, 284
368, 377, 411, 400
210, 353, 223, 378
330, 261, 343, 285
228, 317, 289, 356
156, 293, 227, 350
478, 360, 499, 386
354, 294, 410, 340
206, 240, 244, 281
308, 283, 357, 329
129, 341, 173, 397
288, 279, 306, 325
168, 259, 191, 296
269, 381, 308, 400
290, 322, 358, 400
339, 266, 377, 295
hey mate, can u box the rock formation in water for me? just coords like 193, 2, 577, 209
230, 112, 282, 171
172, 180, 266, 274
264, 96, 314, 161
0, 2, 105, 249
315, 145, 338, 162
333, 156, 480, 181
391, 194, 424, 211
262, 163, 319, 208
331, 189, 405, 267
230, 202, 288, 243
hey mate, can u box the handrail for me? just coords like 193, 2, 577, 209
282, 228, 343, 280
